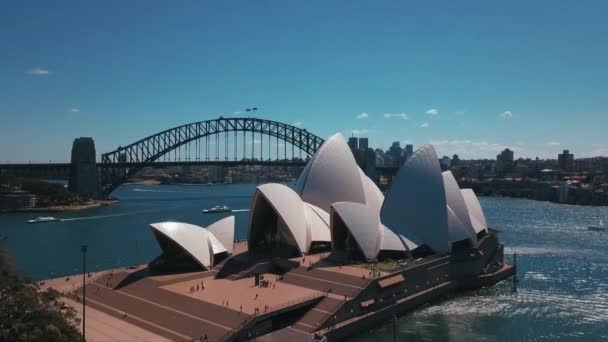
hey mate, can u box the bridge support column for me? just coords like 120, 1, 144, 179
68, 137, 100, 198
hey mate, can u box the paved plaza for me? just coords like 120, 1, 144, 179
46, 244, 377, 341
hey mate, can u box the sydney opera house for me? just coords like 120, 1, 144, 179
79, 133, 513, 341
152, 133, 495, 268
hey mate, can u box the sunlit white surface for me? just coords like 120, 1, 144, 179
331, 202, 381, 260
206, 216, 235, 254
149, 221, 232, 269
331, 201, 408, 260
443, 171, 477, 242
295, 133, 367, 212
249, 183, 331, 254
461, 189, 489, 233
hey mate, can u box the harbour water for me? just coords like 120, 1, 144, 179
1, 184, 607, 341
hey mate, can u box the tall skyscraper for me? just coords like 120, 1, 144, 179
405, 144, 414, 161
558, 150, 574, 171
451, 154, 460, 167
388, 141, 403, 167
359, 137, 369, 150
496, 148, 514, 175
348, 136, 359, 151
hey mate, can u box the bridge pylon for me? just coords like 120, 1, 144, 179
68, 137, 101, 198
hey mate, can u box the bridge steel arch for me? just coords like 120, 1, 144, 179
100, 117, 325, 196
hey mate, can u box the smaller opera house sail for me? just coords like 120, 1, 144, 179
149, 216, 235, 272
381, 144, 489, 254
330, 202, 416, 262
248, 183, 331, 257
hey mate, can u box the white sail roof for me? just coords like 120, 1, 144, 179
149, 221, 233, 269
359, 169, 384, 214
249, 183, 331, 255
250, 183, 308, 254
461, 189, 488, 233
447, 207, 471, 242
331, 202, 381, 260
380, 224, 409, 252
331, 202, 408, 260
442, 171, 477, 243
304, 203, 331, 243
207, 216, 235, 254
381, 144, 450, 253
295, 134, 367, 213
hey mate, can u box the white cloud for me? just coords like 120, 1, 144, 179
454, 109, 467, 116
356, 112, 369, 119
546, 141, 561, 146
426, 108, 439, 116
293, 121, 303, 127
499, 111, 513, 119
383, 113, 409, 120
233, 111, 241, 115
68, 108, 80, 113
25, 67, 50, 76
419, 122, 429, 128
247, 139, 261, 145
351, 129, 369, 136
590, 145, 608, 157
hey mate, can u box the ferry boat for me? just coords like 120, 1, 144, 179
27, 217, 60, 224
202, 205, 231, 214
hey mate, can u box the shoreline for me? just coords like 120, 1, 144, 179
6, 199, 118, 213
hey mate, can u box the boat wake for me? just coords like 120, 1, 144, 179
231, 209, 250, 212
60, 210, 156, 222
132, 188, 185, 193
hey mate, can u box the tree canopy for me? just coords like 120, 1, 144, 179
0, 248, 81, 341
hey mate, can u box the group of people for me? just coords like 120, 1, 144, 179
253, 304, 271, 314
189, 281, 205, 294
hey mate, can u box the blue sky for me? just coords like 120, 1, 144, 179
1, 1, 607, 162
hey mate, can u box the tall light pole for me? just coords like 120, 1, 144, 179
80, 245, 87, 341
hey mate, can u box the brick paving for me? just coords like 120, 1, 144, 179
280, 271, 364, 298
291, 267, 371, 287
120, 278, 249, 330
78, 284, 219, 340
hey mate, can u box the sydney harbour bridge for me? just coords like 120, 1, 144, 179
0, 117, 327, 197
0, 116, 399, 198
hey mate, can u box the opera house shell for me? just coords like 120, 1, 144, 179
149, 216, 235, 271
248, 134, 388, 257
381, 144, 488, 254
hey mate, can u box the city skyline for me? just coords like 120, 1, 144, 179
2, 1, 608, 162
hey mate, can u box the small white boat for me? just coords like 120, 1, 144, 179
203, 205, 232, 214
27, 217, 60, 224
589, 220, 606, 232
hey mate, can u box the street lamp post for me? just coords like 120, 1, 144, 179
80, 245, 87, 341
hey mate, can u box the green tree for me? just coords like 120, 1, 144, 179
0, 248, 82, 342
